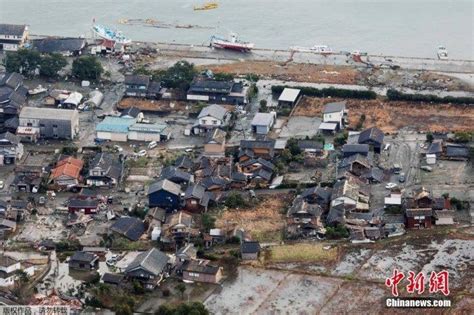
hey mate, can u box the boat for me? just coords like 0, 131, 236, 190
92, 24, 131, 44
290, 45, 333, 55
210, 33, 254, 52
194, 2, 218, 10
437, 46, 448, 60
28, 85, 47, 95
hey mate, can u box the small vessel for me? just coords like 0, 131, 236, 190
28, 85, 47, 95
437, 46, 448, 60
290, 45, 333, 55
194, 2, 218, 10
210, 33, 254, 52
92, 24, 131, 44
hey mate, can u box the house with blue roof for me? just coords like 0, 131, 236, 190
96, 116, 136, 142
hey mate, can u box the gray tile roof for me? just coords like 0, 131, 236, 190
148, 179, 182, 196
198, 104, 228, 121
125, 248, 169, 276
111, 217, 145, 241
241, 241, 260, 254
0, 132, 20, 145
358, 127, 384, 145
159, 166, 192, 184
323, 101, 346, 113
33, 38, 85, 53
19, 107, 78, 121
70, 251, 97, 263
0, 24, 26, 37
124, 75, 150, 86
342, 144, 369, 154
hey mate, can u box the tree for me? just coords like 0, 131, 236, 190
453, 132, 472, 143
426, 132, 434, 143
175, 283, 186, 299
201, 213, 216, 231
3, 48, 41, 76
39, 53, 67, 77
224, 192, 248, 208
259, 99, 268, 112
72, 56, 103, 80
161, 61, 196, 90
213, 72, 234, 81
287, 138, 301, 156
155, 302, 209, 315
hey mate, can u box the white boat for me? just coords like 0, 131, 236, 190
437, 46, 448, 60
290, 45, 333, 54
210, 33, 254, 52
28, 85, 47, 95
92, 24, 131, 44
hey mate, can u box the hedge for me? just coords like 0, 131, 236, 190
271, 85, 377, 100
387, 89, 474, 104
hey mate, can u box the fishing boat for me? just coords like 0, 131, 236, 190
437, 46, 448, 60
290, 45, 333, 55
210, 34, 254, 52
194, 2, 218, 11
92, 24, 131, 44
28, 85, 47, 95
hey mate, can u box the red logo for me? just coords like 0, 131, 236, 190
385, 269, 405, 297
385, 270, 450, 297
429, 271, 450, 296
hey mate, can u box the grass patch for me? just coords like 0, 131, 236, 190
251, 229, 283, 243
268, 243, 337, 263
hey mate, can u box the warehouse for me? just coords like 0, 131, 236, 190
95, 116, 135, 142
128, 123, 171, 142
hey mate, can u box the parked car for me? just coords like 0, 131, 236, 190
385, 182, 398, 189
0, 180, 4, 189
420, 165, 433, 172
148, 141, 158, 149
135, 150, 147, 157
113, 145, 123, 152
184, 148, 194, 153
393, 163, 402, 174
398, 173, 406, 183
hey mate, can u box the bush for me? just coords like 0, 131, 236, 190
224, 192, 248, 208
248, 83, 258, 100
201, 213, 216, 231
453, 132, 472, 143
155, 302, 209, 315
72, 56, 103, 80
271, 85, 377, 100
213, 72, 234, 81
225, 236, 241, 244
161, 61, 196, 90
4, 48, 41, 76
426, 132, 434, 143
245, 73, 260, 82
326, 224, 349, 239
386, 89, 474, 105
39, 53, 67, 78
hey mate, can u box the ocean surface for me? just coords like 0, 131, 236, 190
0, 0, 473, 59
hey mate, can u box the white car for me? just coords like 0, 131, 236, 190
135, 150, 147, 157
385, 182, 398, 189
113, 145, 123, 152
148, 141, 158, 149
0, 180, 4, 189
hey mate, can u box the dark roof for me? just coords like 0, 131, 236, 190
124, 75, 150, 86
33, 38, 85, 53
205, 128, 226, 144
297, 140, 323, 151
101, 273, 124, 284
446, 144, 469, 158
240, 139, 275, 150
327, 204, 348, 225
0, 24, 26, 36
301, 187, 332, 203
339, 154, 371, 169
174, 155, 194, 170
125, 248, 169, 276
201, 176, 229, 189
159, 166, 192, 183
323, 101, 346, 113
0, 73, 23, 89
361, 167, 384, 182
427, 141, 443, 154
70, 251, 97, 263
183, 260, 220, 274
184, 184, 206, 200
89, 153, 122, 181
0, 255, 17, 268
358, 127, 384, 145
10, 200, 28, 209
148, 81, 162, 94
241, 158, 275, 171
287, 196, 322, 217
148, 179, 182, 196
406, 209, 433, 217
0, 132, 20, 145
121, 107, 141, 118
111, 217, 145, 241
68, 198, 99, 208
342, 144, 369, 154
252, 168, 273, 181
232, 172, 247, 182
189, 79, 233, 94
241, 241, 260, 254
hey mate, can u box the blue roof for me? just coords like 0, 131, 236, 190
96, 116, 135, 133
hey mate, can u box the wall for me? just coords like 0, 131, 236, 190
128, 131, 161, 142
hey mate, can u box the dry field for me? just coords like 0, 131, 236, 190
201, 61, 359, 85
118, 97, 187, 112
294, 96, 474, 133
268, 243, 338, 263
215, 195, 292, 242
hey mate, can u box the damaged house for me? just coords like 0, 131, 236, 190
124, 248, 171, 290
86, 152, 122, 187
330, 175, 370, 213
404, 187, 434, 229
124, 75, 162, 99
286, 196, 324, 239
238, 139, 275, 162
0, 132, 23, 165
0, 72, 27, 132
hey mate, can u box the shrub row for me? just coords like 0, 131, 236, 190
386, 89, 474, 104
271, 85, 377, 100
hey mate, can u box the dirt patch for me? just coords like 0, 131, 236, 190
118, 97, 187, 113
294, 96, 474, 133
268, 244, 338, 264
200, 61, 359, 85
215, 195, 292, 242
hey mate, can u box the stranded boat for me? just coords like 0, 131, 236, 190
437, 46, 448, 60
92, 24, 131, 44
194, 2, 218, 11
210, 34, 254, 52
290, 45, 333, 55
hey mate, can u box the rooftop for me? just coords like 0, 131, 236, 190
125, 248, 169, 276
33, 38, 85, 53
0, 24, 27, 36
19, 107, 78, 120
96, 116, 135, 133
251, 112, 275, 127
198, 104, 229, 121
323, 101, 346, 113
278, 88, 300, 103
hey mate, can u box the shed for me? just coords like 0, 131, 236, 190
63, 92, 83, 108
434, 210, 454, 225
278, 88, 301, 107
318, 122, 338, 133
251, 112, 275, 135
241, 241, 260, 260
84, 91, 104, 108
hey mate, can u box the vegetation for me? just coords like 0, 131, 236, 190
450, 197, 469, 211
175, 283, 186, 299
201, 213, 216, 231
61, 145, 79, 155
453, 131, 472, 143
155, 302, 209, 315
326, 224, 350, 239
72, 55, 103, 80
271, 85, 377, 100
3, 48, 41, 76
334, 131, 348, 146
248, 83, 258, 100
224, 192, 249, 208
245, 73, 260, 82
161, 60, 196, 90
356, 114, 366, 130
88, 284, 137, 315
39, 53, 67, 77
269, 244, 338, 263
213, 72, 234, 81
387, 89, 474, 105
426, 132, 434, 143
259, 99, 268, 112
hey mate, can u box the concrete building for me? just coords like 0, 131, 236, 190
251, 112, 276, 135
0, 24, 28, 51
17, 107, 79, 141
0, 132, 23, 165
322, 101, 347, 129
278, 88, 301, 107
128, 123, 171, 142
